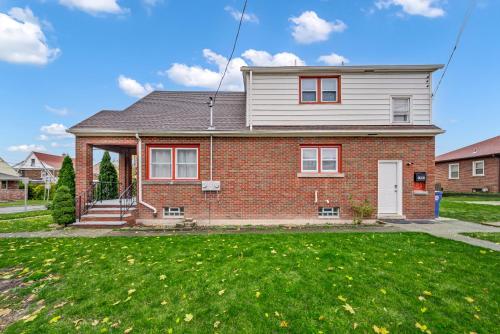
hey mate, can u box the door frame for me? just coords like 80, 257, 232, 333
377, 160, 403, 217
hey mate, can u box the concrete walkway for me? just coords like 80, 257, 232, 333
0, 205, 47, 214
387, 219, 500, 251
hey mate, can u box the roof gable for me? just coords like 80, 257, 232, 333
0, 157, 20, 178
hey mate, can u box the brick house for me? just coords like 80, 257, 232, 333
436, 136, 500, 193
14, 152, 69, 184
0, 156, 24, 201
69, 65, 444, 226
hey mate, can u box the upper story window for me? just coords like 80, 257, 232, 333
301, 146, 340, 174
391, 97, 411, 123
30, 158, 35, 167
472, 160, 485, 176
448, 163, 459, 180
300, 77, 340, 104
148, 145, 199, 180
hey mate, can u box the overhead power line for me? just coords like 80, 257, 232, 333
213, 0, 248, 105
433, 0, 477, 98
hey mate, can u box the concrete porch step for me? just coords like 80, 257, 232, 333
72, 221, 129, 228
80, 213, 133, 222
88, 207, 137, 214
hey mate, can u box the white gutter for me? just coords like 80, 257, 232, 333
249, 70, 253, 131
135, 133, 157, 215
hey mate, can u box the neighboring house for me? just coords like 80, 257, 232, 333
14, 152, 69, 184
0, 157, 24, 201
69, 64, 444, 225
435, 136, 500, 193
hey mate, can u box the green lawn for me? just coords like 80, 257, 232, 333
440, 195, 500, 223
0, 200, 49, 208
0, 233, 498, 333
462, 232, 500, 244
0, 211, 53, 233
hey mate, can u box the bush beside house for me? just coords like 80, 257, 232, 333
52, 186, 75, 226
57, 155, 76, 198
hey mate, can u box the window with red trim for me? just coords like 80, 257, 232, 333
300, 146, 340, 173
299, 76, 340, 104
147, 145, 199, 180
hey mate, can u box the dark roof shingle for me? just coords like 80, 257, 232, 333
436, 136, 500, 162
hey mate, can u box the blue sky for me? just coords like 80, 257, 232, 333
0, 0, 498, 165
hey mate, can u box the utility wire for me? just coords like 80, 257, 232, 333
433, 0, 477, 98
213, 0, 248, 105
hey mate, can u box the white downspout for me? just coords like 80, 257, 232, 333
249, 70, 253, 131
135, 133, 157, 215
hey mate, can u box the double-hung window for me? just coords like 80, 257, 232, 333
148, 145, 198, 180
1, 181, 7, 190
300, 77, 340, 103
472, 160, 485, 176
448, 163, 459, 179
301, 146, 340, 173
392, 97, 411, 123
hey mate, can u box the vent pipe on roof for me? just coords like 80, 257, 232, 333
208, 97, 215, 130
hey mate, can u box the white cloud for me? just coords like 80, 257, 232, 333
224, 6, 259, 23
59, 0, 126, 15
289, 11, 347, 44
45, 105, 69, 116
318, 53, 349, 66
0, 7, 60, 65
8, 144, 46, 152
375, 0, 445, 18
50, 142, 73, 148
40, 123, 73, 139
118, 75, 163, 98
164, 49, 305, 91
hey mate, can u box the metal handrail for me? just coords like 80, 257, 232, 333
75, 181, 121, 222
119, 182, 136, 220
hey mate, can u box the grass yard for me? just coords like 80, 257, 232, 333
440, 195, 500, 223
462, 232, 500, 244
0, 200, 49, 208
0, 211, 54, 233
0, 233, 498, 333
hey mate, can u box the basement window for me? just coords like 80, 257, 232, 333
318, 207, 340, 218
163, 207, 184, 218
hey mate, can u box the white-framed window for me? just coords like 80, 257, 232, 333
30, 158, 35, 167
318, 207, 340, 218
320, 147, 338, 173
301, 148, 318, 172
163, 207, 184, 218
300, 78, 317, 102
1, 181, 8, 190
321, 78, 338, 102
472, 160, 485, 176
149, 148, 172, 179
175, 148, 198, 179
448, 163, 459, 179
391, 97, 411, 123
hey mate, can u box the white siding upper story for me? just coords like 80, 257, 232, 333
243, 66, 441, 127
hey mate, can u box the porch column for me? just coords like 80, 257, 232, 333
118, 149, 133, 194
75, 137, 93, 197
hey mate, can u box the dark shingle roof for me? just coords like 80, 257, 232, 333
69, 91, 246, 132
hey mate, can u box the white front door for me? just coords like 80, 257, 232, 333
378, 160, 402, 216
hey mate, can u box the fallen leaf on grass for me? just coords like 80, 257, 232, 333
54, 301, 67, 309
213, 320, 220, 328
124, 327, 133, 333
184, 313, 193, 322
380, 289, 387, 295
423, 291, 432, 296
49, 315, 61, 324
161, 300, 168, 305
415, 322, 432, 334
280, 320, 288, 328
255, 291, 261, 298
128, 289, 136, 295
373, 325, 389, 334
218, 289, 225, 296
464, 297, 475, 303
159, 275, 166, 280
337, 295, 347, 302
342, 303, 355, 314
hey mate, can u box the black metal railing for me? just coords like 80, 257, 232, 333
75, 181, 121, 222
119, 182, 136, 220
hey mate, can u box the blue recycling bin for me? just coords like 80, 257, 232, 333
434, 191, 443, 218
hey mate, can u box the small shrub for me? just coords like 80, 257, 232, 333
57, 156, 76, 199
349, 196, 375, 224
52, 185, 75, 226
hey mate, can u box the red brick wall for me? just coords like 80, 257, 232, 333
0, 181, 24, 201
436, 156, 499, 193
75, 135, 436, 220
18, 169, 42, 180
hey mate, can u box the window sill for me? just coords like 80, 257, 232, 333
413, 190, 429, 196
297, 172, 345, 178
472, 175, 485, 177
143, 180, 201, 185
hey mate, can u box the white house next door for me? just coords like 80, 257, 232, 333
377, 160, 403, 217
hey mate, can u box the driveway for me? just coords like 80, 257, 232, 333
387, 219, 500, 251
0, 205, 47, 214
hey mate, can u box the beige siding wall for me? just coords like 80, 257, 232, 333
247, 72, 432, 126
